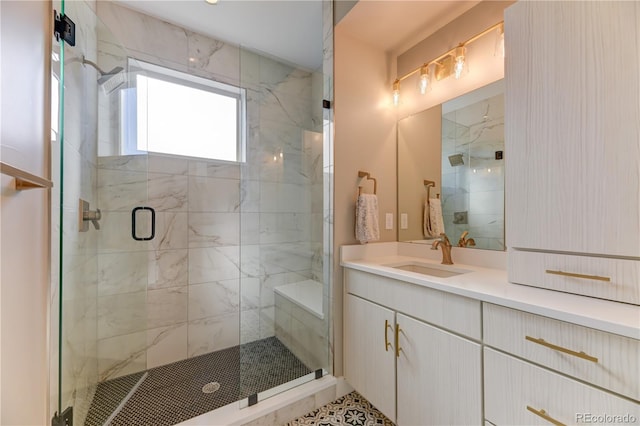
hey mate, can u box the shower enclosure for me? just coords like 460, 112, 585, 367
51, 1, 333, 424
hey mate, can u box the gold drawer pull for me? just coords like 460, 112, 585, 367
395, 324, 403, 358
526, 336, 599, 363
384, 320, 392, 352
545, 269, 610, 282
526, 406, 566, 426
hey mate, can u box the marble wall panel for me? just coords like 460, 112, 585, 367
188, 212, 240, 248
146, 323, 188, 369
189, 176, 241, 212
188, 313, 240, 357
189, 246, 241, 284
188, 280, 240, 321
147, 249, 189, 289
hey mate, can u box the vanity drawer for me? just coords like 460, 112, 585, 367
483, 303, 640, 401
485, 348, 640, 426
344, 269, 481, 339
509, 250, 640, 305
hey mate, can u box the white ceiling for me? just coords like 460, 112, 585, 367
115, 0, 323, 71
337, 0, 480, 56
114, 1, 481, 72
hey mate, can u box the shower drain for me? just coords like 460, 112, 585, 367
202, 382, 221, 394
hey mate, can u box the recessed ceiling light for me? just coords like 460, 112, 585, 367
205, 0, 219, 4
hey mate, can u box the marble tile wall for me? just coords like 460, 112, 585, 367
93, 2, 328, 381
274, 294, 329, 371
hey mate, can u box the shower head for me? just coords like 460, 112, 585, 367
82, 56, 126, 95
448, 153, 465, 167
97, 66, 126, 94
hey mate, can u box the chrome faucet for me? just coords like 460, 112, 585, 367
431, 233, 453, 265
458, 231, 476, 248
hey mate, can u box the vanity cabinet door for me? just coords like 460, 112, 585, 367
505, 1, 640, 258
485, 348, 640, 426
344, 294, 396, 422
396, 314, 482, 426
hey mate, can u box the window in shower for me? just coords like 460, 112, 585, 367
121, 58, 246, 162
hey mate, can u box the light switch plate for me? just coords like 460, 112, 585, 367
385, 213, 393, 230
400, 213, 408, 229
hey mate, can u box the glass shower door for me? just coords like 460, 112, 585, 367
237, 0, 333, 406
54, 1, 152, 424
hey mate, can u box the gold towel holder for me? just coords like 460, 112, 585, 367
1, 161, 53, 190
358, 170, 377, 195
423, 179, 439, 200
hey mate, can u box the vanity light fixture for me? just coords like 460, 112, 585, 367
453, 45, 466, 79
391, 21, 504, 103
392, 79, 401, 106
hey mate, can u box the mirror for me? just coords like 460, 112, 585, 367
397, 79, 505, 250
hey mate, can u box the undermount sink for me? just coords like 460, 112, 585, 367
384, 262, 471, 278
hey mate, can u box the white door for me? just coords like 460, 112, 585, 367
344, 294, 396, 422
396, 314, 482, 425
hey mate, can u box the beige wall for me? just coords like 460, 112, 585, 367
333, 1, 513, 376
333, 27, 398, 375
0, 1, 51, 424
397, 104, 442, 241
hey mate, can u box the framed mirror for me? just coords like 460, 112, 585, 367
397, 79, 505, 250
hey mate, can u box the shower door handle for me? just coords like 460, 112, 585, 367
132, 206, 155, 241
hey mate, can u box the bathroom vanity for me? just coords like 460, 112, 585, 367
341, 242, 639, 426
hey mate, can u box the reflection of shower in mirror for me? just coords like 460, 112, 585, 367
448, 153, 465, 167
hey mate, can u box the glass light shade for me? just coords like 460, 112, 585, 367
454, 46, 466, 80
419, 65, 430, 95
392, 80, 400, 106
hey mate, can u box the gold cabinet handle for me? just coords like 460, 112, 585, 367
526, 406, 566, 426
545, 269, 610, 282
395, 324, 402, 357
525, 336, 598, 363
384, 320, 392, 352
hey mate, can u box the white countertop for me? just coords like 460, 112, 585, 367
341, 250, 640, 340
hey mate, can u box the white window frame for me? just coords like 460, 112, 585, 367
120, 58, 246, 163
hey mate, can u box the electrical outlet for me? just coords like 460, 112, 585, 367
400, 213, 408, 229
385, 213, 393, 230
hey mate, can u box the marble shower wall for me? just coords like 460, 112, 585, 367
94, 2, 324, 380
441, 93, 505, 250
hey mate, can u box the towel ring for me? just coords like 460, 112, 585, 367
423, 179, 440, 200
358, 171, 377, 195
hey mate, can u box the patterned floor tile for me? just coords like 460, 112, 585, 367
286, 391, 395, 426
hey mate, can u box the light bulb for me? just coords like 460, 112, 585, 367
473, 169, 477, 174
454, 45, 466, 80
488, 168, 492, 173
279, 151, 283, 158
392, 79, 400, 106
419, 65, 429, 95
495, 24, 505, 58
273, 155, 277, 162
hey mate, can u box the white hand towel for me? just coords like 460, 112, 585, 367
355, 194, 380, 244
424, 198, 445, 238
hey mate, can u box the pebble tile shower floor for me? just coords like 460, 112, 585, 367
85, 337, 311, 426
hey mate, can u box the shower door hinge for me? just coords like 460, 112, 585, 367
51, 406, 73, 426
53, 10, 76, 46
